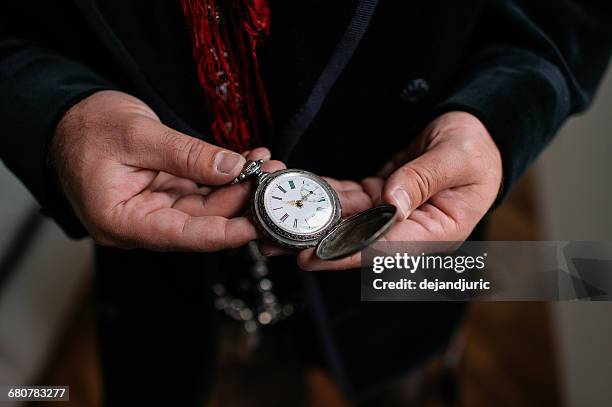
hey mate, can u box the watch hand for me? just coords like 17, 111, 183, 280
301, 188, 317, 201
286, 199, 304, 208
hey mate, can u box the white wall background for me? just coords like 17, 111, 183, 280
538, 66, 612, 407
0, 164, 91, 400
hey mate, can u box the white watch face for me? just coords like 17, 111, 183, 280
263, 172, 334, 235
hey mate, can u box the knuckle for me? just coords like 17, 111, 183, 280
454, 135, 483, 167
204, 231, 226, 252
262, 159, 286, 172
159, 130, 187, 156
119, 115, 150, 156
184, 140, 207, 174
160, 131, 193, 168
399, 164, 434, 203
221, 222, 230, 248
122, 115, 149, 143
336, 190, 350, 204
160, 132, 214, 174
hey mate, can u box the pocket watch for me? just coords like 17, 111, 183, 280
233, 159, 397, 260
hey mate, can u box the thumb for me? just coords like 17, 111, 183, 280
125, 117, 246, 185
382, 146, 467, 220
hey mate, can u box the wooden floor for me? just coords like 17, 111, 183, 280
31, 169, 563, 407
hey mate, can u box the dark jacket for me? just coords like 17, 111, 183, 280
1, 0, 610, 405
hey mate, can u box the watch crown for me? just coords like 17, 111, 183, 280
232, 159, 267, 184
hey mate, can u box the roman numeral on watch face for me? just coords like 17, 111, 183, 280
293, 218, 298, 229
277, 185, 287, 193
280, 213, 289, 223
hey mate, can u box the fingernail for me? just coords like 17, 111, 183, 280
392, 188, 411, 219
215, 151, 244, 175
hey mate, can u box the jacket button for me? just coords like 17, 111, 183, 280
400, 78, 430, 103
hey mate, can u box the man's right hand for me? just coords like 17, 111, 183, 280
51, 90, 281, 251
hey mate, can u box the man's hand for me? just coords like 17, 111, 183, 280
297, 111, 503, 270
52, 90, 283, 251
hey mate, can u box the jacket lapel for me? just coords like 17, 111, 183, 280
71, 0, 202, 137
275, 0, 380, 160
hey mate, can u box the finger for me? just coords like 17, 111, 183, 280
361, 177, 384, 205
322, 177, 363, 192
246, 147, 271, 162
258, 240, 294, 257
297, 248, 361, 271
196, 185, 213, 195
382, 145, 469, 220
172, 160, 286, 217
110, 208, 259, 251
260, 159, 287, 174
383, 203, 470, 244
336, 189, 373, 218
148, 172, 201, 196
123, 117, 246, 185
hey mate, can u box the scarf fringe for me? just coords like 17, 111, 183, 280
181, 0, 271, 152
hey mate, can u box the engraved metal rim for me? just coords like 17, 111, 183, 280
252, 169, 342, 250
315, 204, 397, 260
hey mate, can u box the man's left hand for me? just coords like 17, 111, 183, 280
295, 111, 503, 271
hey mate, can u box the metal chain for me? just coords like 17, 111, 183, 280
213, 241, 295, 350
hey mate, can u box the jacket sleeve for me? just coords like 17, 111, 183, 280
0, 16, 118, 237
435, 0, 612, 200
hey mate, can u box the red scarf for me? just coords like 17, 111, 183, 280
180, 0, 272, 152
